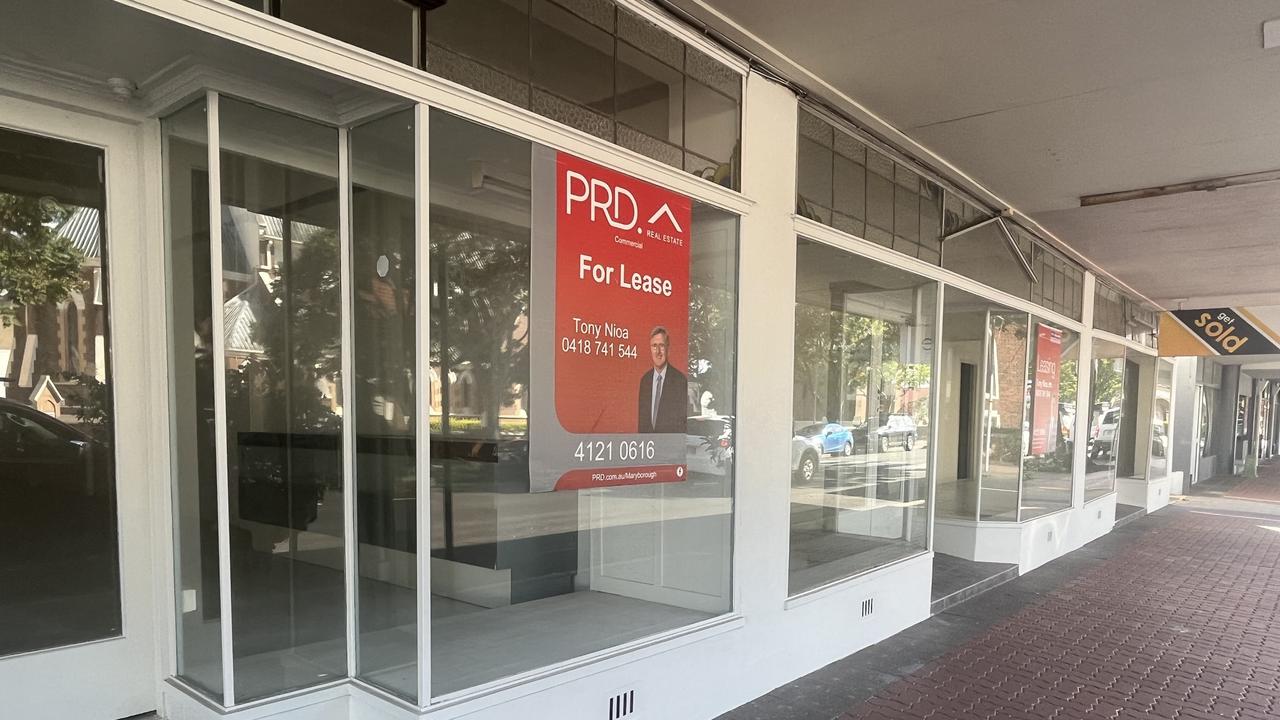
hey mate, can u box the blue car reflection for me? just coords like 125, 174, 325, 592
795, 422, 854, 456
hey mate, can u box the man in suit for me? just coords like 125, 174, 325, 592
638, 326, 688, 434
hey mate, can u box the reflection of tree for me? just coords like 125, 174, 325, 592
73, 374, 111, 428
792, 303, 929, 423
689, 282, 734, 412
1060, 358, 1078, 403
431, 221, 529, 437
1091, 355, 1123, 408
226, 227, 343, 434
0, 194, 87, 326
351, 203, 417, 437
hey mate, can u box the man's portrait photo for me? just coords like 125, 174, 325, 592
638, 325, 687, 434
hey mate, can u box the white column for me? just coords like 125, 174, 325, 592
413, 102, 433, 706
1071, 272, 1096, 509
205, 89, 237, 706
734, 73, 799, 614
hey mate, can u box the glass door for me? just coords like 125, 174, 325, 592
0, 112, 156, 719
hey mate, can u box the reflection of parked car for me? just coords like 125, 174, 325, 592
1090, 408, 1120, 459
855, 414, 918, 452
795, 422, 854, 456
0, 399, 114, 544
687, 415, 733, 476
791, 433, 823, 482
0, 398, 109, 493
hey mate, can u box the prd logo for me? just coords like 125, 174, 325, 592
564, 169, 684, 234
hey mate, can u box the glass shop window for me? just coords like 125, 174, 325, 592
427, 108, 738, 696
1019, 320, 1079, 520
788, 238, 936, 594
1085, 339, 1134, 501
934, 288, 1027, 522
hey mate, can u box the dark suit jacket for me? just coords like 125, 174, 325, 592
638, 365, 688, 434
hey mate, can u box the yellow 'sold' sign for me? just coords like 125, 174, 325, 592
1159, 308, 1280, 356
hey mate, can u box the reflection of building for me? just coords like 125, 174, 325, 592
220, 207, 340, 415
0, 206, 107, 430
428, 306, 529, 433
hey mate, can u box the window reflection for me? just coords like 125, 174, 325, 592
1150, 361, 1173, 479
789, 238, 935, 594
0, 127, 120, 659
1020, 321, 1078, 519
217, 98, 346, 702
165, 98, 226, 697
1085, 339, 1132, 501
978, 311, 1027, 520
425, 2, 741, 188
350, 109, 419, 701
935, 289, 1028, 522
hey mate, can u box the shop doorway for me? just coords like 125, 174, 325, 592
0, 103, 156, 719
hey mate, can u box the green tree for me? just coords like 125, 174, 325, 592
0, 194, 88, 326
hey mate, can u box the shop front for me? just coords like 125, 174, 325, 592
0, 2, 1168, 719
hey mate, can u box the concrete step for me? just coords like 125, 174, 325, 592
930, 563, 1020, 615
1114, 503, 1146, 529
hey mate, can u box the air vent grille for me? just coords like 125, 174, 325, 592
861, 598, 874, 617
609, 689, 635, 719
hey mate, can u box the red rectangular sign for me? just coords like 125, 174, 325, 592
543, 152, 691, 490
1031, 323, 1062, 456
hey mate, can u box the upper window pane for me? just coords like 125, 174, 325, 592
1093, 283, 1127, 336
422, 1, 742, 189
1031, 242, 1083, 321
531, 0, 616, 140
942, 220, 1031, 300
796, 109, 834, 225
253, 0, 743, 188
424, 0, 531, 108
789, 239, 936, 594
797, 108, 945, 265
279, 0, 417, 66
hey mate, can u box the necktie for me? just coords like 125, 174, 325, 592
652, 373, 663, 429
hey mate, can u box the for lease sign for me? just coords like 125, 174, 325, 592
1030, 323, 1062, 456
527, 150, 692, 492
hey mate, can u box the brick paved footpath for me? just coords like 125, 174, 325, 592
846, 506, 1280, 720
1223, 476, 1280, 504
721, 481, 1280, 720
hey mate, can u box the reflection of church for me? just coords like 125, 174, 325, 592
220, 207, 340, 416
0, 206, 108, 431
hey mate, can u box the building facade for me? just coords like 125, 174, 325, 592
0, 2, 1181, 719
